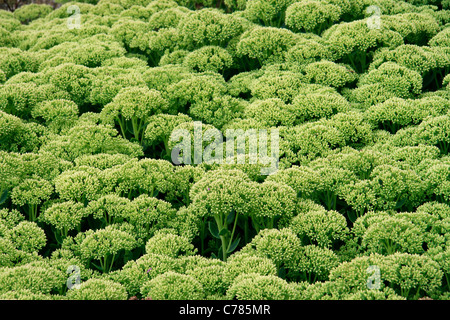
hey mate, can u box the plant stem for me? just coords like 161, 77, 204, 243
244, 217, 249, 244
413, 286, 421, 300
220, 235, 228, 262
445, 274, 450, 290
132, 117, 140, 141
28, 204, 38, 222
116, 116, 127, 139
214, 216, 228, 261
200, 218, 206, 256
108, 253, 116, 273
226, 212, 239, 253
99, 257, 105, 272
252, 217, 261, 234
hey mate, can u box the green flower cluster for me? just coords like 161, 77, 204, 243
0, 0, 449, 301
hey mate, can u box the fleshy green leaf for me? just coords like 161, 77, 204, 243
278, 266, 286, 279
218, 246, 223, 260
226, 210, 235, 225
395, 198, 406, 209
54, 230, 63, 244
208, 221, 220, 239
227, 237, 240, 253
0, 190, 8, 205
219, 228, 229, 237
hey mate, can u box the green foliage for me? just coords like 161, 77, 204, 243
14, 4, 53, 24
329, 253, 443, 299
358, 62, 423, 98
183, 46, 234, 74
248, 70, 307, 103
144, 113, 192, 158
241, 0, 295, 27
289, 92, 351, 124
366, 97, 449, 133
0, 111, 42, 153
184, 259, 226, 296
149, 7, 189, 30
443, 74, 450, 88
189, 95, 247, 129
42, 63, 94, 107
0, 261, 66, 296
40, 123, 144, 161
178, 9, 244, 50
0, 48, 39, 79
42, 36, 127, 69
114, 253, 181, 297
382, 13, 440, 46
240, 228, 302, 272
359, 215, 426, 255
0, 0, 449, 301
86, 194, 133, 226
189, 169, 259, 260
226, 273, 295, 299
0, 82, 40, 119
31, 99, 79, 134
8, 221, 47, 253
11, 177, 53, 221
79, 225, 136, 273
223, 253, 278, 286
290, 209, 349, 249
40, 201, 87, 243
165, 72, 227, 113
292, 244, 340, 282
54, 168, 102, 203
393, 115, 450, 154
74, 153, 132, 170
285, 0, 342, 34
429, 27, 450, 47
285, 36, 333, 65
127, 195, 177, 245
140, 271, 205, 299
371, 44, 450, 90
236, 26, 300, 67
145, 232, 198, 258
244, 98, 292, 127
323, 20, 404, 72
302, 60, 357, 88
66, 278, 128, 300
100, 86, 169, 143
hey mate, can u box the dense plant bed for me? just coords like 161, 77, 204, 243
0, 0, 450, 300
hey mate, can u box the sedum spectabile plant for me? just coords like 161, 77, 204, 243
0, 0, 449, 302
